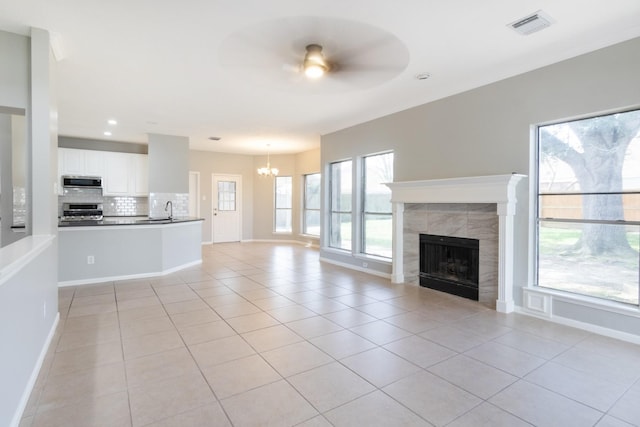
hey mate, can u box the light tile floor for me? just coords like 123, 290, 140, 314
20, 242, 640, 427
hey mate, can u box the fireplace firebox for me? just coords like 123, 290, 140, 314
419, 234, 480, 300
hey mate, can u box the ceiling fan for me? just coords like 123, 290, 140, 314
218, 16, 410, 91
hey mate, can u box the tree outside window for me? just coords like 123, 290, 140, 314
537, 109, 640, 305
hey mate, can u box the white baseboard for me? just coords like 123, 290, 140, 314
201, 240, 213, 245
515, 306, 640, 345
240, 239, 319, 248
11, 312, 60, 427
319, 256, 391, 280
58, 259, 202, 287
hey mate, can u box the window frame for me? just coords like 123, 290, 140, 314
534, 108, 640, 306
360, 151, 394, 259
302, 173, 321, 237
274, 175, 292, 233
328, 159, 353, 251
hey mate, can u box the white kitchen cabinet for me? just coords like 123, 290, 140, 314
131, 154, 148, 196
58, 148, 86, 177
58, 148, 148, 196
58, 148, 105, 179
84, 151, 105, 177
103, 152, 130, 195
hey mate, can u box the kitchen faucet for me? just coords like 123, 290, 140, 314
165, 201, 173, 220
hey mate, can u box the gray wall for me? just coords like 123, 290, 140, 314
187, 148, 321, 244
0, 31, 29, 109
59, 136, 147, 154
148, 133, 189, 193
0, 28, 59, 427
189, 150, 255, 243
321, 37, 640, 332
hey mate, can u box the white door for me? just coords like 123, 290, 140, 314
212, 174, 241, 243
188, 171, 200, 217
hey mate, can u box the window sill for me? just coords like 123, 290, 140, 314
523, 286, 640, 319
354, 253, 392, 265
299, 234, 320, 240
320, 247, 392, 265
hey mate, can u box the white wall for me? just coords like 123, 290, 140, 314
321, 37, 640, 335
0, 28, 59, 427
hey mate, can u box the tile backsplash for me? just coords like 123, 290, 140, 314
149, 193, 189, 218
58, 187, 149, 217
13, 187, 26, 225
103, 196, 149, 217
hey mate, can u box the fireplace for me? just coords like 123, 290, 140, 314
385, 174, 526, 312
420, 234, 480, 300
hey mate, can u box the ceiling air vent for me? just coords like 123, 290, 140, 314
509, 10, 555, 35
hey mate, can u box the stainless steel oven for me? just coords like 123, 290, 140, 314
61, 203, 104, 221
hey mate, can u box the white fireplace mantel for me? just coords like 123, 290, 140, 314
385, 174, 526, 313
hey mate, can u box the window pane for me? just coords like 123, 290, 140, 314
331, 161, 352, 212
305, 173, 321, 210
330, 213, 351, 250
274, 176, 292, 232
537, 109, 640, 305
539, 193, 635, 221
275, 176, 292, 209
364, 152, 393, 213
362, 152, 393, 258
330, 161, 352, 250
363, 214, 392, 258
275, 209, 292, 233
218, 181, 236, 211
538, 221, 639, 304
304, 210, 320, 236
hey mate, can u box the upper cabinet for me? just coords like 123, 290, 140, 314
58, 148, 148, 196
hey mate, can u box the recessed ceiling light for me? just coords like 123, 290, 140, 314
416, 72, 431, 81
103, 131, 112, 136
107, 119, 117, 125
208, 136, 222, 141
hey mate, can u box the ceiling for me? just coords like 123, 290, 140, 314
1, 1, 639, 155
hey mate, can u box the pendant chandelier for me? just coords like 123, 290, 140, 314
257, 144, 279, 176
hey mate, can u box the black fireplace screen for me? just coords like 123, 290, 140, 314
419, 234, 480, 300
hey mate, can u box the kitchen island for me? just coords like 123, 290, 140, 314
58, 217, 204, 286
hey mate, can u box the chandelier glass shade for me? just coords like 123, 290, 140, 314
257, 146, 279, 176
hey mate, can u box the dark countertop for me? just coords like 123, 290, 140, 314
59, 216, 204, 227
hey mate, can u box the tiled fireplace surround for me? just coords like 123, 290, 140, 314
386, 174, 526, 313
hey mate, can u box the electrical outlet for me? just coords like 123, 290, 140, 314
87, 255, 95, 264
362, 262, 368, 268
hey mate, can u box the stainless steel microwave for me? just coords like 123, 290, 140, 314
62, 175, 102, 188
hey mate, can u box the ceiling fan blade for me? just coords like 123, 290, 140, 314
217, 16, 409, 92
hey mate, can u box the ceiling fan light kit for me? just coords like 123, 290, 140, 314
303, 44, 329, 78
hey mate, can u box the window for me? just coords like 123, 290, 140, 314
303, 173, 321, 236
537, 109, 640, 305
217, 181, 236, 211
329, 160, 352, 250
274, 176, 292, 233
362, 152, 394, 258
